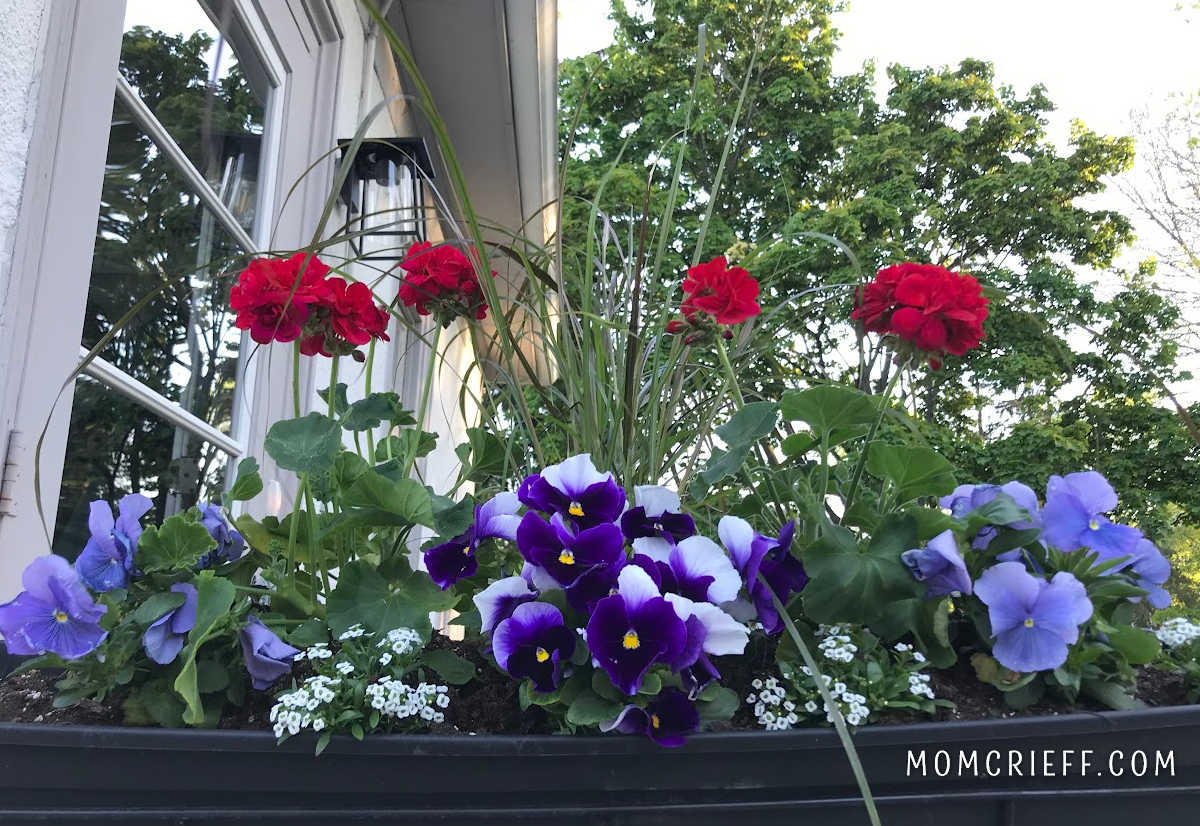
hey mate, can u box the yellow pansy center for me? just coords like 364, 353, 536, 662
53, 610, 69, 624
650, 713, 661, 729
1024, 618, 1035, 628
622, 630, 641, 650
558, 549, 576, 565
1088, 519, 1100, 531
535, 647, 550, 663
568, 501, 584, 517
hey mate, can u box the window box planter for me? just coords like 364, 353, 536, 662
0, 705, 1196, 825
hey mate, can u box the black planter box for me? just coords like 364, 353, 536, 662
0, 705, 1197, 825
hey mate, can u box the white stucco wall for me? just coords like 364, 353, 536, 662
0, 0, 49, 332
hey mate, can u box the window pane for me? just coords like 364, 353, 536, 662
52, 375, 233, 559
85, 94, 248, 436
120, 1, 268, 230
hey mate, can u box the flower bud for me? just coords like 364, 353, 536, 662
722, 329, 734, 340
665, 320, 687, 335
683, 333, 701, 345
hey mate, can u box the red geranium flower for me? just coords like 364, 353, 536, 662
230, 253, 330, 344
851, 262, 989, 367
398, 241, 489, 324
679, 256, 761, 326
299, 277, 391, 357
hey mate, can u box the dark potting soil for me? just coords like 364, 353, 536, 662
0, 635, 1190, 734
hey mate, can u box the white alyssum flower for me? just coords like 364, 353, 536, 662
1156, 617, 1200, 648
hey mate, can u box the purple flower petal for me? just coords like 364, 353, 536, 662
476, 492, 522, 542
901, 530, 972, 597
669, 536, 742, 604
240, 616, 299, 690
974, 562, 1043, 635
492, 601, 574, 692
424, 531, 478, 589
473, 576, 537, 633
0, 556, 107, 659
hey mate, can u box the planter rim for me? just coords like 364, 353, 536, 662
1, 703, 1195, 756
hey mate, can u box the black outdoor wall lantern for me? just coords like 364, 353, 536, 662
338, 137, 434, 262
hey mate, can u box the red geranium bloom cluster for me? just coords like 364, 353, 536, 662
852, 262, 989, 368
230, 253, 390, 359
299, 277, 390, 358
230, 253, 330, 345
398, 241, 489, 326
666, 255, 761, 343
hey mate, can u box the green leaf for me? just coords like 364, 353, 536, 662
1082, 678, 1145, 710
715, 401, 778, 447
780, 386, 877, 444
1107, 624, 1161, 665
341, 471, 434, 528
906, 507, 957, 541
228, 458, 264, 502
591, 669, 624, 703
696, 685, 739, 722
566, 691, 623, 726
172, 573, 236, 725
420, 649, 476, 685
326, 560, 455, 638
432, 495, 476, 540
265, 412, 342, 475
969, 652, 1037, 692
866, 443, 957, 503
317, 383, 349, 416
341, 392, 402, 431
130, 591, 188, 626
638, 672, 662, 696
781, 432, 816, 458
136, 515, 216, 574
286, 618, 330, 648
698, 443, 752, 487
963, 493, 1030, 533
802, 518, 920, 625
196, 659, 230, 694
873, 597, 956, 668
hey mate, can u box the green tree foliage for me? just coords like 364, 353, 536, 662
558, 1, 1199, 582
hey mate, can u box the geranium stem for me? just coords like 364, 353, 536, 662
841, 361, 906, 521
328, 356, 339, 418
764, 578, 881, 826
292, 341, 302, 418
365, 338, 377, 461
405, 323, 442, 478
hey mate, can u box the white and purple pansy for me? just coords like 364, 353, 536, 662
586, 566, 688, 695
518, 454, 626, 529
901, 530, 972, 597
662, 593, 749, 658
1041, 471, 1142, 562
718, 516, 807, 634
974, 561, 1093, 673
516, 511, 624, 589
75, 493, 153, 592
473, 575, 538, 634
492, 601, 575, 693
631, 535, 742, 605
602, 688, 700, 747
620, 485, 696, 556
424, 492, 523, 590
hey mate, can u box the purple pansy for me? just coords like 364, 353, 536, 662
631, 535, 742, 605
240, 615, 300, 690
473, 575, 538, 633
565, 557, 627, 613
1041, 472, 1141, 562
941, 481, 1042, 551
602, 688, 700, 747
1126, 538, 1171, 610
518, 454, 626, 529
516, 511, 624, 589
901, 530, 973, 597
0, 555, 107, 659
620, 485, 696, 557
718, 516, 807, 634
587, 566, 688, 695
974, 562, 1093, 673
424, 492, 523, 589
74, 494, 153, 592
142, 582, 198, 664
197, 504, 245, 569
492, 601, 575, 693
